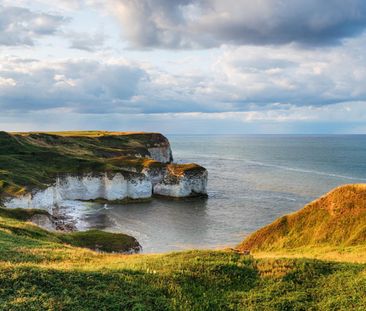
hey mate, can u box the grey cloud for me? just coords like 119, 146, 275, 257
0, 5, 68, 46
0, 60, 145, 113
108, 0, 366, 48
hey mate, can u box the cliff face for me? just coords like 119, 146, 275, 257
147, 146, 173, 163
144, 132, 173, 163
4, 172, 152, 211
153, 164, 208, 197
1, 131, 207, 211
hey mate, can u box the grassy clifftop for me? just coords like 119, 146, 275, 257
0, 131, 171, 197
238, 184, 366, 262
1, 205, 366, 310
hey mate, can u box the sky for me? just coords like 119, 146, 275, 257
1, 0, 366, 134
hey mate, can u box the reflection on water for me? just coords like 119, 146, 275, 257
65, 135, 366, 253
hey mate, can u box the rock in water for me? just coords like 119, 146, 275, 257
154, 164, 208, 198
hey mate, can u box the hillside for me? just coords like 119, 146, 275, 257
1, 206, 366, 310
238, 184, 366, 261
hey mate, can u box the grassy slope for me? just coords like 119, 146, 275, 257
0, 131, 170, 197
238, 184, 366, 262
0, 207, 140, 254
1, 211, 366, 310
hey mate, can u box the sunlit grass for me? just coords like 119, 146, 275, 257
1, 206, 366, 310
238, 184, 366, 253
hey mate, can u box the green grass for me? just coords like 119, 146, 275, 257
0, 207, 49, 221
1, 206, 366, 310
60, 230, 141, 253
0, 207, 140, 255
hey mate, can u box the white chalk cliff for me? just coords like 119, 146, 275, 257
153, 165, 208, 197
5, 172, 152, 211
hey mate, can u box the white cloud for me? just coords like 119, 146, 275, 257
0, 76, 16, 86
0, 5, 68, 46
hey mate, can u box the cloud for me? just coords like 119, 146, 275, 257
106, 0, 366, 49
67, 32, 106, 52
0, 58, 145, 113
1, 101, 365, 134
0, 5, 68, 46
1, 32, 366, 116
201, 36, 366, 109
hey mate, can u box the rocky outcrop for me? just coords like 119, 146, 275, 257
153, 164, 208, 198
142, 165, 168, 186
4, 171, 152, 211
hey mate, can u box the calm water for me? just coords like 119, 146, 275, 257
68, 135, 366, 253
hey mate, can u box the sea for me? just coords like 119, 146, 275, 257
67, 135, 366, 253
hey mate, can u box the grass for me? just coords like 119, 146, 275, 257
14, 131, 157, 137
0, 207, 49, 221
167, 163, 206, 176
1, 209, 366, 310
60, 230, 141, 253
0, 207, 140, 254
105, 156, 166, 172
238, 184, 366, 259
252, 245, 366, 264
0, 131, 171, 198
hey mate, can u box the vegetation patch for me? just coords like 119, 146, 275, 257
60, 230, 141, 253
238, 184, 366, 255
106, 156, 166, 172
0, 207, 49, 222
0, 206, 140, 254
167, 163, 205, 176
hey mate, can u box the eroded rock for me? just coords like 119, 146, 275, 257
153, 164, 208, 198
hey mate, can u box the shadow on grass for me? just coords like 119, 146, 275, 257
0, 263, 258, 311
